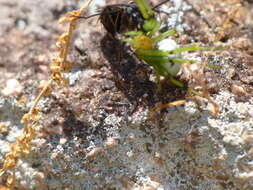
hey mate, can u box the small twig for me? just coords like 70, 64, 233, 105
29, 79, 53, 115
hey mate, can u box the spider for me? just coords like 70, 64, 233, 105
72, 0, 223, 113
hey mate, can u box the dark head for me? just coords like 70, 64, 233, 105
99, 3, 145, 36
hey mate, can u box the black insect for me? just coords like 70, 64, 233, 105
75, 1, 172, 36
99, 3, 145, 36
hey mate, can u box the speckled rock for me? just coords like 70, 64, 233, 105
0, 0, 253, 190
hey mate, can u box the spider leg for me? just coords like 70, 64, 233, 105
153, 29, 178, 43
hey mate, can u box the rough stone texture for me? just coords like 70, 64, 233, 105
0, 0, 253, 189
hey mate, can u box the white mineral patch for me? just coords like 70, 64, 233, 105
2, 79, 23, 97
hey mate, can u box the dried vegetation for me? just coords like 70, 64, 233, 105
0, 0, 252, 189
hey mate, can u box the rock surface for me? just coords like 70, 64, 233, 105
0, 0, 253, 189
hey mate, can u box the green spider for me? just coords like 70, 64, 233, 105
123, 0, 219, 96
78, 0, 222, 112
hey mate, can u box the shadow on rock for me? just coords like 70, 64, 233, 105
100, 34, 157, 108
